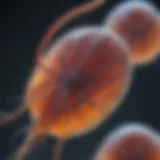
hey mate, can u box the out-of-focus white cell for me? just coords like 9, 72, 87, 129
104, 0, 160, 65
94, 123, 160, 160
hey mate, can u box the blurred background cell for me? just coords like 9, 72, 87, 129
94, 123, 160, 160
104, 0, 160, 65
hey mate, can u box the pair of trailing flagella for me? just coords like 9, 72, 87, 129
1, 0, 160, 159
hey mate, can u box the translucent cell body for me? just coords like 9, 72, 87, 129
104, 1, 160, 65
94, 124, 160, 160
26, 27, 131, 139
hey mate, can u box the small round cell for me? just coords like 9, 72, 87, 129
104, 0, 160, 65
26, 27, 131, 139
94, 123, 160, 160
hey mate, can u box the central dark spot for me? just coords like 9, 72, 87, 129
66, 70, 88, 91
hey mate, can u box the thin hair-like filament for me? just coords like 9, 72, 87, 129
16, 124, 45, 160
0, 104, 26, 127
36, 0, 107, 73
52, 139, 65, 160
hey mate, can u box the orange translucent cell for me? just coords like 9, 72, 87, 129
26, 27, 131, 139
94, 124, 160, 160
104, 1, 160, 65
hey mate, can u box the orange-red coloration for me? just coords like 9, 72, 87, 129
104, 1, 160, 65
0, 0, 133, 160
94, 124, 160, 160
26, 27, 131, 138
0, 0, 107, 128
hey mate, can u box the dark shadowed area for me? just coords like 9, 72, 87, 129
1, 0, 160, 160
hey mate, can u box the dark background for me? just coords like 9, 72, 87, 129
1, 0, 160, 159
